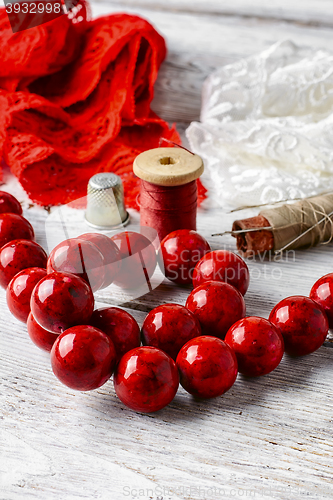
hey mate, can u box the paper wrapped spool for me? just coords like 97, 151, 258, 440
231, 193, 333, 257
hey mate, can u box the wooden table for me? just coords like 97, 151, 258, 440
1, 2, 333, 499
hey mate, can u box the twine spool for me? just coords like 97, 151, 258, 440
228, 193, 333, 256
133, 148, 204, 242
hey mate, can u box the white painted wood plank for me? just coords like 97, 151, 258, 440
90, 2, 333, 122
95, 0, 333, 26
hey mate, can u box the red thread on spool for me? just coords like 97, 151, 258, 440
133, 148, 204, 242
139, 180, 198, 241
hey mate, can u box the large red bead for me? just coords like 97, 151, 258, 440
193, 250, 250, 295
141, 303, 201, 360
51, 325, 117, 391
269, 296, 328, 356
224, 317, 284, 377
90, 307, 140, 361
0, 239, 47, 289
47, 238, 105, 292
27, 312, 59, 352
185, 281, 246, 339
6, 267, 47, 322
31, 271, 94, 334
176, 336, 238, 398
79, 233, 121, 288
110, 231, 157, 289
310, 273, 333, 329
0, 191, 22, 215
114, 346, 179, 412
159, 229, 211, 285
0, 214, 34, 248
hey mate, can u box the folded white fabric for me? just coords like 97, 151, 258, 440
186, 40, 333, 209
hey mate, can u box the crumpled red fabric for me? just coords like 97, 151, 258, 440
0, 5, 206, 208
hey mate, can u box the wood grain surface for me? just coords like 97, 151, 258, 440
1, 1, 333, 499
96, 0, 333, 26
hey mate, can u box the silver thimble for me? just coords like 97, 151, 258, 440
85, 173, 130, 230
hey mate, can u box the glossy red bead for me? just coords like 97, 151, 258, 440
310, 273, 333, 329
185, 281, 246, 339
27, 312, 59, 352
90, 307, 140, 361
31, 271, 94, 334
0, 213, 34, 248
159, 229, 211, 285
225, 317, 284, 377
193, 249, 250, 295
176, 336, 238, 398
141, 303, 201, 360
110, 231, 157, 289
114, 346, 179, 412
6, 267, 47, 322
47, 238, 105, 291
79, 233, 121, 288
0, 191, 22, 215
269, 295, 328, 356
51, 325, 117, 391
0, 239, 47, 289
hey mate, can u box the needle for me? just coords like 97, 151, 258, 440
212, 227, 273, 237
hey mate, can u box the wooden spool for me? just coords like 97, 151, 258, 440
133, 147, 204, 242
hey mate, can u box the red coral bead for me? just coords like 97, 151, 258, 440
31, 271, 94, 334
51, 325, 117, 391
27, 312, 58, 352
193, 249, 250, 295
114, 346, 179, 412
224, 317, 284, 377
79, 233, 121, 288
0, 239, 47, 289
141, 303, 201, 360
269, 296, 328, 356
110, 231, 157, 289
0, 191, 22, 215
176, 336, 238, 398
310, 273, 333, 329
0, 214, 34, 248
185, 281, 246, 339
6, 267, 47, 322
90, 307, 140, 361
158, 229, 211, 285
47, 238, 105, 292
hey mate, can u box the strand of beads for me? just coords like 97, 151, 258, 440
1, 191, 332, 413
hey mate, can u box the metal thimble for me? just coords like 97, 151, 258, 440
85, 173, 130, 230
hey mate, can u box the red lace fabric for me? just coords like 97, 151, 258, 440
0, 6, 206, 208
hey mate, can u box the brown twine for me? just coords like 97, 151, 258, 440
259, 193, 333, 252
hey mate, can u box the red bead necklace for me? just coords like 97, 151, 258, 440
1, 190, 331, 414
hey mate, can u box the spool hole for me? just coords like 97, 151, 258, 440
159, 157, 176, 165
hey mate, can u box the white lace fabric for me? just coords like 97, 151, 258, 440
186, 40, 333, 209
